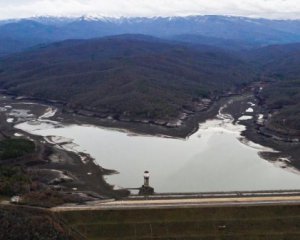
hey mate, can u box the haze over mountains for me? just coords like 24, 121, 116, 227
1, 15, 300, 56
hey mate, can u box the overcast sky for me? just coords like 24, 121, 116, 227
0, 0, 299, 20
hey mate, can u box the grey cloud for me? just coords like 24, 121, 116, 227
0, 0, 299, 20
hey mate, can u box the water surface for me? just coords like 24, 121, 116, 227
16, 107, 300, 193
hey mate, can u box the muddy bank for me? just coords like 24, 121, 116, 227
242, 118, 300, 169
0, 94, 129, 199
52, 97, 233, 139
220, 92, 300, 169
1, 89, 233, 139
0, 89, 222, 138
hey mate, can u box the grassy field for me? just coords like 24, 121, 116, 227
58, 204, 300, 240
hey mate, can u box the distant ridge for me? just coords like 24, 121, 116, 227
1, 15, 300, 42
1, 15, 300, 56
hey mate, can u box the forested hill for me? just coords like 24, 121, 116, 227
247, 43, 300, 81
248, 43, 300, 135
0, 35, 255, 122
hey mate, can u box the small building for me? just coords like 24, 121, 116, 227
139, 171, 154, 195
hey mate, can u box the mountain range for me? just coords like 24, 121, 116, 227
0, 15, 300, 133
1, 15, 300, 56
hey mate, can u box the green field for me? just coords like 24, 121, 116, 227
58, 205, 300, 240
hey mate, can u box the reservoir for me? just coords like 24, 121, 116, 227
15, 104, 300, 193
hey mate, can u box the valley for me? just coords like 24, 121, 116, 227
0, 79, 299, 197
0, 32, 299, 204
0, 13, 300, 240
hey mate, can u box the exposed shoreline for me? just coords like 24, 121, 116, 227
0, 87, 300, 198
53, 90, 300, 171
222, 93, 300, 170
0, 95, 130, 199
0, 88, 233, 139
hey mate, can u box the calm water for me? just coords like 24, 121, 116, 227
15, 106, 300, 193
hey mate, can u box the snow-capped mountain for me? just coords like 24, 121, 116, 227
1, 15, 300, 56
